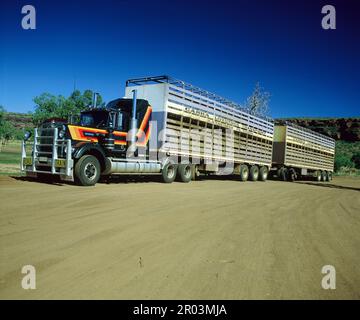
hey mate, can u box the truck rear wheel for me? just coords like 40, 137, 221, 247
249, 165, 259, 181
258, 166, 268, 181
161, 163, 177, 183
74, 155, 101, 186
177, 164, 192, 183
239, 164, 249, 181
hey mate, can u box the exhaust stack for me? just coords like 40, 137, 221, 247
129, 89, 138, 149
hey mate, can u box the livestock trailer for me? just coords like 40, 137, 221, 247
271, 121, 335, 181
125, 76, 274, 182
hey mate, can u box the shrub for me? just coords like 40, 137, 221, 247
334, 154, 354, 171
351, 152, 360, 169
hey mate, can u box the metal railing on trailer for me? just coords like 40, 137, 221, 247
275, 120, 335, 151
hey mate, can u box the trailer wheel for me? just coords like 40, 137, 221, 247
321, 171, 327, 182
177, 164, 192, 183
239, 164, 249, 181
279, 168, 288, 181
288, 168, 296, 182
161, 162, 177, 183
314, 170, 321, 182
258, 166, 268, 181
74, 155, 101, 186
327, 172, 332, 181
249, 165, 259, 181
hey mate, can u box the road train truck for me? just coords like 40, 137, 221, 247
21, 75, 334, 186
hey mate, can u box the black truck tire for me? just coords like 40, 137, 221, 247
321, 171, 327, 182
74, 155, 101, 186
239, 164, 249, 181
288, 168, 296, 182
327, 172, 332, 181
258, 166, 268, 181
177, 164, 192, 183
161, 163, 177, 183
279, 167, 288, 181
249, 165, 259, 181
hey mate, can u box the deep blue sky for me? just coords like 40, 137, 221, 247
0, 0, 359, 118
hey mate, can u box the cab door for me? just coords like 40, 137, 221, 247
112, 110, 130, 156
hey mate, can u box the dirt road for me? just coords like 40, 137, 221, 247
0, 175, 359, 299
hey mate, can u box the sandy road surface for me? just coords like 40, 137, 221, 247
0, 175, 359, 299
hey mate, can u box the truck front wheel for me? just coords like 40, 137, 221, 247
75, 155, 101, 186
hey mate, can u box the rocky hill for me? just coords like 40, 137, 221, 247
4, 112, 33, 129
277, 118, 360, 142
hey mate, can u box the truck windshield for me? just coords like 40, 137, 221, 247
80, 111, 109, 127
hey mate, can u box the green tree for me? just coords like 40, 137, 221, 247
32, 90, 104, 125
334, 153, 354, 171
0, 106, 19, 146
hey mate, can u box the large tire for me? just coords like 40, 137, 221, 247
314, 170, 321, 182
288, 168, 296, 182
321, 171, 327, 182
177, 163, 192, 183
258, 166, 268, 181
249, 165, 259, 181
74, 155, 101, 186
279, 168, 288, 181
239, 164, 249, 181
327, 172, 332, 181
161, 162, 177, 183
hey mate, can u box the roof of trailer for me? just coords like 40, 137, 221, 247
126, 75, 274, 121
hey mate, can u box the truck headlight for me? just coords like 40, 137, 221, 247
58, 130, 65, 139
58, 125, 66, 139
24, 131, 32, 141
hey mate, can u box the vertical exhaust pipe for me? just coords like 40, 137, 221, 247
129, 89, 138, 147
93, 92, 99, 108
